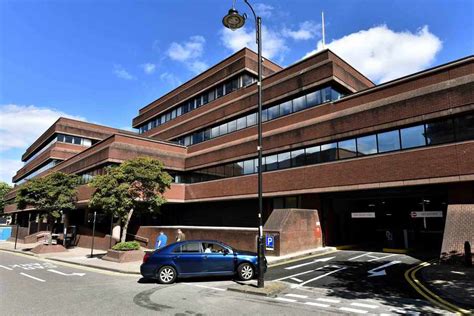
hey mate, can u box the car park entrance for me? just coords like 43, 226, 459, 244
321, 186, 448, 253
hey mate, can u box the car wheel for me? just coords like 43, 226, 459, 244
157, 266, 177, 284
237, 263, 254, 281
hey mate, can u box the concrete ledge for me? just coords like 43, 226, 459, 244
31, 244, 67, 254
267, 247, 336, 266
47, 257, 141, 275
227, 281, 288, 297
102, 249, 144, 263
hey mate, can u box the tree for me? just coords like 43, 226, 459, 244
16, 172, 80, 240
88, 157, 172, 243
0, 181, 12, 214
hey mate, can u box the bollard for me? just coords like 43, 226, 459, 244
465, 241, 472, 267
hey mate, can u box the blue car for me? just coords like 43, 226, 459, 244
140, 240, 266, 284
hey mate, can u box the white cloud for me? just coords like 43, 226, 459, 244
113, 64, 136, 80
253, 3, 274, 18
0, 104, 86, 152
160, 72, 182, 87
220, 25, 288, 62
0, 158, 23, 185
141, 63, 156, 74
304, 25, 442, 83
167, 36, 208, 74
283, 21, 321, 41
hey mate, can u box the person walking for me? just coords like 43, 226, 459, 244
155, 231, 168, 249
175, 229, 186, 242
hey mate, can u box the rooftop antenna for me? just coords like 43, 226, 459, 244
321, 11, 326, 49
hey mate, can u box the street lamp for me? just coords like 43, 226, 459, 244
223, 0, 265, 288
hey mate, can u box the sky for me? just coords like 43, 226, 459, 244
0, 0, 473, 184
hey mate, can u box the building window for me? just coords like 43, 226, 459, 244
400, 125, 426, 149
211, 126, 220, 138
357, 135, 377, 156
246, 113, 257, 127
293, 96, 306, 112
277, 152, 291, 169
306, 90, 321, 107
320, 143, 338, 162
306, 145, 321, 164
265, 154, 278, 171
243, 159, 254, 175
291, 149, 306, 167
425, 119, 455, 145
377, 130, 401, 153
280, 100, 293, 115
236, 116, 247, 130
454, 114, 474, 141
267, 105, 280, 120
338, 139, 357, 159
228, 120, 237, 133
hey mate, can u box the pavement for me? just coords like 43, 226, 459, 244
1, 240, 473, 314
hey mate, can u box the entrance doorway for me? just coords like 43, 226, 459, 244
321, 186, 448, 253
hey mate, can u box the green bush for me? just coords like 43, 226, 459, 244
112, 241, 140, 251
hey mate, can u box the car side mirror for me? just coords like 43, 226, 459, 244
223, 248, 230, 255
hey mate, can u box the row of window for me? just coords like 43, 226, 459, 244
172, 113, 474, 183
138, 73, 257, 134
15, 160, 61, 185
78, 164, 115, 184
24, 134, 94, 166
174, 86, 344, 146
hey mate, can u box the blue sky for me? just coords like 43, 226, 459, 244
0, 0, 473, 184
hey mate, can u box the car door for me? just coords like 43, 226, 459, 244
202, 242, 235, 275
172, 242, 204, 275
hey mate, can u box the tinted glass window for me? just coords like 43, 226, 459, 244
454, 114, 474, 141
211, 126, 220, 138
267, 105, 280, 120
377, 130, 400, 153
400, 125, 426, 149
208, 90, 215, 102
331, 89, 342, 101
243, 159, 254, 175
233, 162, 244, 176
277, 152, 291, 169
180, 243, 201, 253
219, 123, 228, 136
203, 129, 211, 141
357, 135, 377, 156
265, 155, 278, 171
224, 164, 234, 177
73, 137, 81, 145
306, 90, 321, 107
305, 146, 321, 164
193, 132, 203, 144
262, 108, 268, 122
338, 139, 357, 159
246, 113, 256, 126
320, 143, 338, 162
215, 165, 225, 178
202, 93, 208, 104
65, 135, 73, 143
280, 101, 293, 115
195, 97, 202, 108
225, 82, 232, 95
228, 120, 237, 133
216, 85, 224, 98
293, 96, 306, 112
236, 117, 247, 130
425, 119, 455, 145
57, 134, 65, 142
291, 149, 305, 167
322, 87, 332, 102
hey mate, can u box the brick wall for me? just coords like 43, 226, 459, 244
441, 204, 474, 257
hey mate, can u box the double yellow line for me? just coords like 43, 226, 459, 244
404, 259, 471, 314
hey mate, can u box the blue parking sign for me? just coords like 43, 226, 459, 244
266, 234, 274, 250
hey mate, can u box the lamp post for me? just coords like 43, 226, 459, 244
223, 0, 265, 288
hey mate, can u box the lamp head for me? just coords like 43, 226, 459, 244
222, 8, 246, 30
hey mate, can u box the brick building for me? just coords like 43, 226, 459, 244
3, 48, 473, 256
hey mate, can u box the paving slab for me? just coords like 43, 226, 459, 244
227, 280, 288, 297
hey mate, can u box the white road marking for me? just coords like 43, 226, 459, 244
368, 254, 397, 262
273, 269, 314, 281
47, 269, 85, 277
367, 261, 401, 277
290, 277, 303, 282
182, 283, 226, 291
351, 302, 378, 309
296, 267, 348, 287
348, 252, 372, 261
20, 272, 45, 282
285, 257, 335, 270
339, 307, 368, 314
275, 297, 297, 303
316, 298, 340, 303
305, 302, 330, 308
0, 264, 13, 270
285, 293, 307, 299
